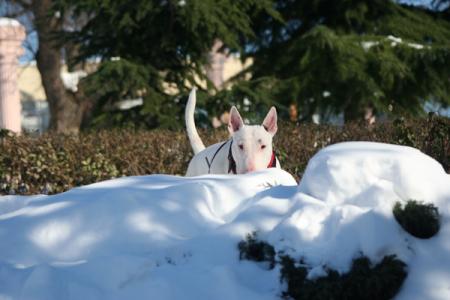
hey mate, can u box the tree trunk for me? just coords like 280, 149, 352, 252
32, 0, 85, 133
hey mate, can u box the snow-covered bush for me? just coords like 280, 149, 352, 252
280, 254, 407, 300
237, 235, 408, 300
238, 232, 276, 269
393, 200, 440, 239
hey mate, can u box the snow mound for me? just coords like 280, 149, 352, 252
1, 142, 450, 300
0, 169, 297, 300
269, 142, 450, 299
299, 142, 449, 207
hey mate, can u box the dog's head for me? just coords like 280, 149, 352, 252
228, 106, 278, 174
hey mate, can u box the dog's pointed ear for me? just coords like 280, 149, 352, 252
262, 107, 278, 136
228, 106, 244, 134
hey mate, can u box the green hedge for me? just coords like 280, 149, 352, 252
0, 116, 449, 195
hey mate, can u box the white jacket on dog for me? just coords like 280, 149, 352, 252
185, 88, 280, 176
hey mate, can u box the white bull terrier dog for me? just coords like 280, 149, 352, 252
185, 88, 280, 176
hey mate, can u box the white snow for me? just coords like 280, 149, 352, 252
407, 42, 425, 49
270, 142, 450, 300
61, 70, 88, 92
1, 142, 450, 300
387, 35, 403, 47
116, 98, 144, 110
362, 35, 426, 50
361, 40, 379, 50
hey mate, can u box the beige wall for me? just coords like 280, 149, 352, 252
223, 55, 252, 84
18, 63, 46, 101
18, 56, 251, 102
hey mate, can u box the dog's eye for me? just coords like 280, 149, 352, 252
238, 145, 244, 150
261, 145, 266, 150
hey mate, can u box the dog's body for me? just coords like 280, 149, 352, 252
185, 88, 280, 176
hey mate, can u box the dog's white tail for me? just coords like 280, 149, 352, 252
185, 88, 205, 154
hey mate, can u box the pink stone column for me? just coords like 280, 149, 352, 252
0, 18, 25, 133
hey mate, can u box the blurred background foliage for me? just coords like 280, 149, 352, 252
8, 0, 446, 131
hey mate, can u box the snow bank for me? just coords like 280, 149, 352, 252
269, 142, 450, 299
0, 170, 297, 300
1, 142, 450, 300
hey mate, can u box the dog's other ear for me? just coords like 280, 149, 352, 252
228, 106, 244, 134
262, 107, 278, 136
